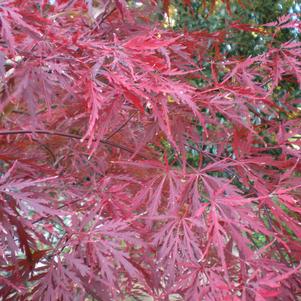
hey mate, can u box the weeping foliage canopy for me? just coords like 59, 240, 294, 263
0, 1, 301, 300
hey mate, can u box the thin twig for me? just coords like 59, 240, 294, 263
105, 111, 137, 140
262, 204, 292, 266
32, 138, 56, 164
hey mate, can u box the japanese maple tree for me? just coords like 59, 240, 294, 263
0, 0, 301, 300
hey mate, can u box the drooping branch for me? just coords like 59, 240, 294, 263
0, 129, 147, 159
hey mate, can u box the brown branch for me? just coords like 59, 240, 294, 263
97, 5, 116, 26
0, 129, 147, 159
